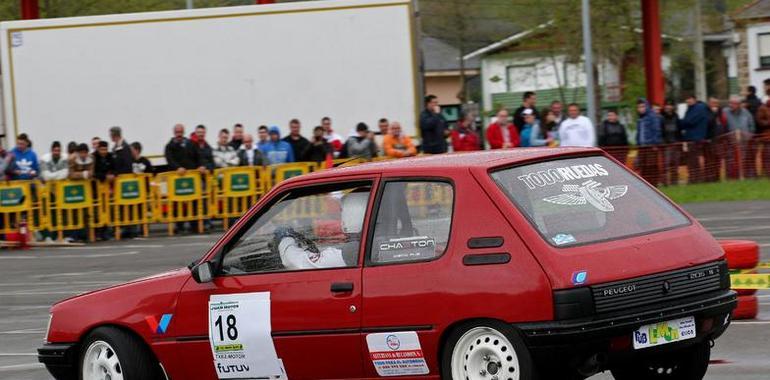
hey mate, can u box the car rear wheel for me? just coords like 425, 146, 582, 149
80, 327, 163, 380
442, 320, 536, 380
610, 342, 710, 380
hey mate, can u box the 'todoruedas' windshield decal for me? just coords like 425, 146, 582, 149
516, 163, 628, 213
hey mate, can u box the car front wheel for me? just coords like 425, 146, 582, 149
610, 341, 710, 380
80, 327, 163, 380
442, 320, 536, 380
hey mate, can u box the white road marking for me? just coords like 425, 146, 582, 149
0, 353, 38, 356
0, 251, 140, 259
0, 329, 45, 334
0, 363, 44, 371
61, 244, 163, 250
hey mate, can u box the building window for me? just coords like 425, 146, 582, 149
758, 33, 770, 68
506, 65, 538, 93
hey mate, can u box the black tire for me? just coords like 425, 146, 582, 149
79, 326, 163, 380
440, 319, 537, 380
610, 342, 710, 380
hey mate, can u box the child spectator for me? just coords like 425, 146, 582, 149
68, 143, 94, 180
342, 123, 378, 160
93, 141, 115, 182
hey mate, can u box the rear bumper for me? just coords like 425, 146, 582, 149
517, 290, 736, 364
38, 343, 77, 379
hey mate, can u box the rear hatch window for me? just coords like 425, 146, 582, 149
491, 156, 689, 247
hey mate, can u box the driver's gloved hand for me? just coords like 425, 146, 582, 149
273, 226, 296, 242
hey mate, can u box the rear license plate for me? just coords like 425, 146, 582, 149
632, 316, 696, 349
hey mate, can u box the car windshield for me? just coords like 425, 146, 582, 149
490, 155, 690, 247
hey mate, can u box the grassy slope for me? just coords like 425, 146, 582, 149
659, 179, 770, 204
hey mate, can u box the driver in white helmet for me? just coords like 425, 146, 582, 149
274, 191, 368, 270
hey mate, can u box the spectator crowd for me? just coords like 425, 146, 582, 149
3, 88, 770, 188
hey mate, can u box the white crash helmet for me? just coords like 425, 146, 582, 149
341, 191, 368, 234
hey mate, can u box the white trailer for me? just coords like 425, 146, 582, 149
0, 0, 418, 160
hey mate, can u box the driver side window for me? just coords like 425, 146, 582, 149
220, 182, 372, 275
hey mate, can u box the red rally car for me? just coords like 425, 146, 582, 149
39, 149, 736, 380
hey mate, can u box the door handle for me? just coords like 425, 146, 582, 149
330, 282, 354, 293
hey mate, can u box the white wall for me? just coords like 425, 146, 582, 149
747, 22, 770, 95
0, 0, 417, 158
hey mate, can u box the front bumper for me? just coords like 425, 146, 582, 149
517, 289, 736, 364
38, 343, 77, 379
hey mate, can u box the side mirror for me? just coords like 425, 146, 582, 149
192, 261, 213, 284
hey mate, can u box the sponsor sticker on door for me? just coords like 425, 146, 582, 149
366, 331, 429, 376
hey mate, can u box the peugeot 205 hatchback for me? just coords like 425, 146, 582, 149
39, 149, 736, 380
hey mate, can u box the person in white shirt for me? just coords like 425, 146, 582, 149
40, 141, 69, 181
237, 133, 266, 166
213, 129, 240, 168
558, 103, 596, 147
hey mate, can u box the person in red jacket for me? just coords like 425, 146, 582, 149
451, 113, 480, 151
486, 108, 520, 149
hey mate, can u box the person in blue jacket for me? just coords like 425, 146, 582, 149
635, 99, 663, 185
261, 126, 295, 164
9, 133, 39, 180
681, 95, 711, 183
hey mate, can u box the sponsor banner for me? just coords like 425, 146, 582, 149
169, 175, 200, 201
366, 332, 429, 377
275, 164, 309, 182
116, 178, 145, 205
55, 182, 91, 209
208, 292, 282, 379
0, 185, 28, 211
223, 171, 255, 196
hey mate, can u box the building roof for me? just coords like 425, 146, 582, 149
733, 0, 770, 20
288, 148, 600, 183
421, 35, 480, 72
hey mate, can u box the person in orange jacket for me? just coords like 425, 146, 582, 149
382, 121, 417, 158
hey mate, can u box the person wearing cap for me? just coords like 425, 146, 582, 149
261, 126, 295, 164
110, 126, 132, 175
486, 108, 519, 149
519, 109, 550, 147
342, 122, 378, 160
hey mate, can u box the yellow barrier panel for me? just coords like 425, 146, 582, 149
108, 174, 154, 240
45, 180, 96, 241
213, 167, 266, 230
153, 172, 211, 235
272, 163, 315, 189
730, 273, 770, 289
0, 181, 46, 235
757, 262, 770, 270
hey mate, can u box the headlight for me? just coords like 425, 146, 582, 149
44, 314, 52, 343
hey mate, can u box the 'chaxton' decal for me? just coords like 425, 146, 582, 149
543, 180, 628, 212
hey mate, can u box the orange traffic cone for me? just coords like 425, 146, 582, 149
325, 152, 334, 169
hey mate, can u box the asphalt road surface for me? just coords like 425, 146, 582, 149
0, 201, 768, 380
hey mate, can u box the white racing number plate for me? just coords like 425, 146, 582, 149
632, 316, 696, 350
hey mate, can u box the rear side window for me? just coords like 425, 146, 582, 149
370, 181, 454, 264
491, 156, 689, 247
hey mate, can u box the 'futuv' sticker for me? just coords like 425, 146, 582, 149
552, 233, 577, 246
